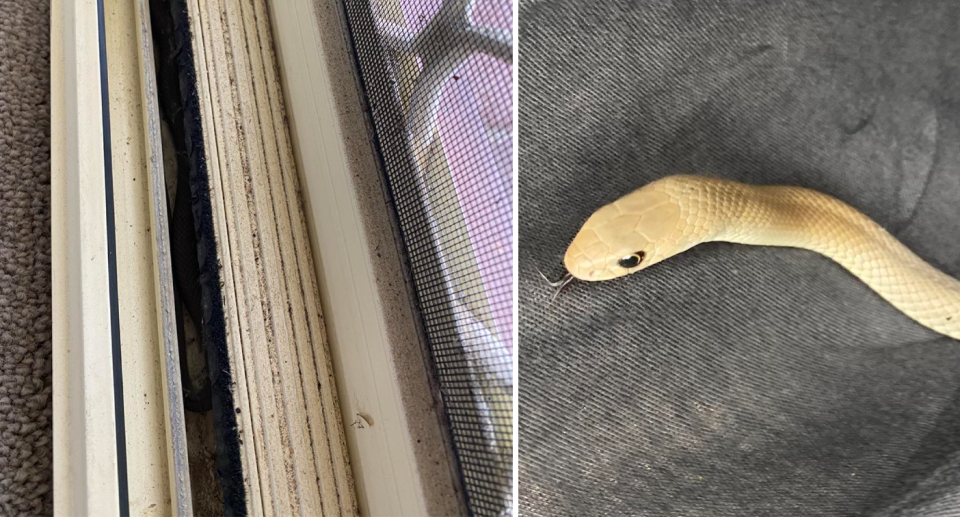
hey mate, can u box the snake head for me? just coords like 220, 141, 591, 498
563, 185, 683, 281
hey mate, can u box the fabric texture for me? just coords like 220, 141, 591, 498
518, 1, 960, 515
0, 0, 52, 515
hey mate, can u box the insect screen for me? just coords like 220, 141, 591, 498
340, 0, 513, 515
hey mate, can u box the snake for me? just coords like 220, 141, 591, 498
548, 175, 960, 340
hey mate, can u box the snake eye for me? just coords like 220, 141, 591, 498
617, 252, 645, 269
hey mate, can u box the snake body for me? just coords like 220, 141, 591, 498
563, 175, 960, 340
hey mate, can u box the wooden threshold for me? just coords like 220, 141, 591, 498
177, 0, 358, 514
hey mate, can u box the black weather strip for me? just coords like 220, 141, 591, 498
96, 0, 131, 514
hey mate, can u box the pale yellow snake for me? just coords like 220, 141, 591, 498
554, 175, 960, 340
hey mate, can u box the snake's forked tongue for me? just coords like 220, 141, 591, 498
538, 269, 575, 301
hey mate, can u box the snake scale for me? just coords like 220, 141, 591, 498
556, 175, 960, 340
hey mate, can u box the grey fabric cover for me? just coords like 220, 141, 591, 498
518, 1, 960, 515
0, 0, 52, 514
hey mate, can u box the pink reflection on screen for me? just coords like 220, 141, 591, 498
397, 0, 441, 32
397, 0, 510, 31
437, 54, 512, 350
397, 0, 514, 351
471, 0, 511, 30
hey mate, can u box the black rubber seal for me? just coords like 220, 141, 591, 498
96, 0, 130, 514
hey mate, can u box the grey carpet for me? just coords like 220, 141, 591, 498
0, 0, 52, 515
518, 0, 960, 515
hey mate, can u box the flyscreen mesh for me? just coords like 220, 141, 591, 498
340, 0, 513, 515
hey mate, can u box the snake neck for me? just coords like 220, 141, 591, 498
705, 181, 960, 340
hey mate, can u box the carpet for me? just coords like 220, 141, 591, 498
0, 0, 53, 515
